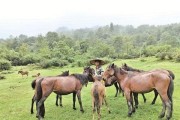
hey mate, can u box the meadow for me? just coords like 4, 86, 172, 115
0, 57, 179, 120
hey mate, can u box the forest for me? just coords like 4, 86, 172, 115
0, 23, 180, 70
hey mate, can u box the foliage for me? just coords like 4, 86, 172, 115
1, 23, 180, 67
0, 59, 11, 70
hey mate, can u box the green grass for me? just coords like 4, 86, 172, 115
0, 57, 180, 120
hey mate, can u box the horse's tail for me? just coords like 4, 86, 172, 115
93, 85, 100, 112
167, 70, 175, 80
36, 78, 44, 102
167, 76, 174, 111
31, 79, 36, 89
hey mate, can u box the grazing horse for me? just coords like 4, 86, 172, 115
91, 75, 111, 120
32, 73, 41, 78
84, 66, 121, 97
103, 63, 174, 120
30, 71, 69, 114
18, 70, 28, 77
35, 70, 94, 120
122, 63, 175, 107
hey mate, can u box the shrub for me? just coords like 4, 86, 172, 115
175, 53, 180, 62
156, 52, 166, 60
0, 59, 11, 70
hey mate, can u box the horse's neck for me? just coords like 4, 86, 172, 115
114, 69, 127, 84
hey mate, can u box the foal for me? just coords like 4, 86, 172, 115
32, 73, 40, 78
91, 75, 111, 120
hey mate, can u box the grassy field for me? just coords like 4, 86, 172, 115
0, 57, 179, 120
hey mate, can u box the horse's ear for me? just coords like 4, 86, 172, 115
111, 63, 115, 68
124, 63, 127, 66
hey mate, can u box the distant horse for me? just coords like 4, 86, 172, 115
91, 75, 111, 120
84, 66, 121, 97
18, 70, 28, 77
103, 63, 174, 119
30, 71, 69, 115
122, 63, 175, 107
35, 70, 94, 119
32, 73, 41, 78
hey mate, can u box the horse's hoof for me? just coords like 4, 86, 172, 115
151, 102, 155, 105
80, 110, 84, 113
158, 114, 165, 118
73, 107, 77, 110
60, 104, 63, 107
56, 104, 58, 106
108, 111, 111, 114
128, 113, 132, 117
135, 106, 138, 109
31, 111, 34, 114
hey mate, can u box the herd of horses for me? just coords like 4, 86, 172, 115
29, 63, 174, 120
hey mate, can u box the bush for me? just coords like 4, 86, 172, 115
156, 52, 166, 60
0, 59, 11, 70
39, 58, 69, 68
175, 53, 180, 62
21, 54, 40, 65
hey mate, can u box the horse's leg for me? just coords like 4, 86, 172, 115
151, 89, 158, 105
37, 96, 47, 120
159, 93, 172, 120
114, 82, 119, 97
125, 90, 133, 117
31, 95, 35, 114
77, 90, 84, 113
133, 93, 139, 109
92, 98, 95, 120
130, 92, 135, 113
56, 95, 58, 106
59, 95, 63, 107
73, 92, 77, 110
141, 93, 146, 103
104, 95, 111, 113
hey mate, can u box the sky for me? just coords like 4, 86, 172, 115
0, 0, 180, 38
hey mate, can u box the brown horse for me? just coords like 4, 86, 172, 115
103, 63, 174, 120
18, 70, 28, 77
122, 63, 175, 107
32, 73, 41, 77
30, 71, 69, 114
91, 75, 111, 120
35, 70, 94, 119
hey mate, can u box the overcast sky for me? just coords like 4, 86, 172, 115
0, 0, 180, 38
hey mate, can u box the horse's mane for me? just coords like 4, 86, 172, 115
122, 64, 144, 72
71, 74, 92, 85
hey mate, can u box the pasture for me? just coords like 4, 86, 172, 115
0, 57, 179, 120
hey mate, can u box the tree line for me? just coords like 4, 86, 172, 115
0, 23, 180, 70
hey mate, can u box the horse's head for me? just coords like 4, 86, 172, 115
18, 70, 22, 74
61, 70, 69, 76
83, 66, 95, 76
121, 63, 130, 71
103, 63, 116, 81
104, 76, 117, 86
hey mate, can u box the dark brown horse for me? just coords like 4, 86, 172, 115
35, 70, 94, 119
91, 75, 111, 120
84, 66, 121, 97
122, 63, 175, 107
18, 70, 28, 77
30, 71, 69, 114
103, 63, 174, 119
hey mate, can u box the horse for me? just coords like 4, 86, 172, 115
35, 69, 94, 119
84, 66, 121, 97
103, 63, 174, 120
18, 70, 28, 77
91, 75, 111, 120
122, 63, 175, 107
32, 73, 41, 78
30, 71, 69, 114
